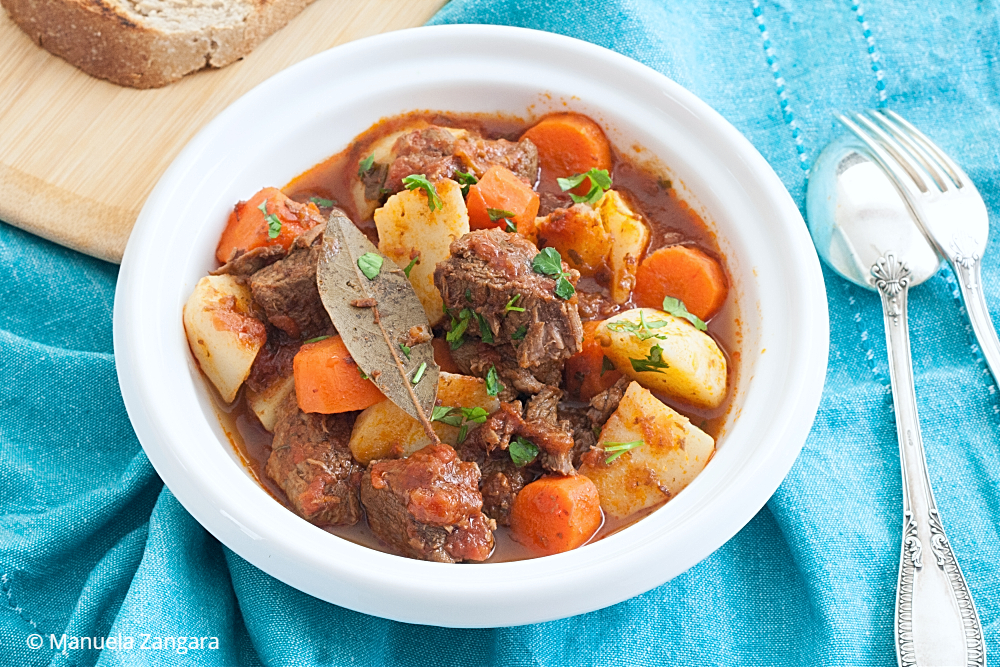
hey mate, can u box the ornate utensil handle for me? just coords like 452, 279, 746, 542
949, 245, 1000, 390
872, 252, 985, 667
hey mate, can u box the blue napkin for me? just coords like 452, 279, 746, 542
3, 0, 1000, 664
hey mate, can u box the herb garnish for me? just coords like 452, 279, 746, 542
358, 368, 369, 380
358, 154, 375, 177
309, 196, 335, 207
431, 406, 490, 443
357, 252, 383, 280
400, 343, 411, 359
402, 174, 442, 211
411, 361, 427, 385
455, 170, 478, 197
601, 355, 615, 376
488, 208, 517, 233
604, 440, 645, 463
509, 436, 539, 467
485, 365, 504, 397
304, 335, 331, 344
630, 345, 670, 374
607, 310, 670, 341
475, 312, 494, 344
504, 294, 525, 313
557, 168, 612, 205
403, 255, 419, 279
662, 296, 707, 331
531, 247, 576, 300
465, 288, 473, 302
258, 200, 282, 239
445, 308, 473, 349
511, 324, 528, 340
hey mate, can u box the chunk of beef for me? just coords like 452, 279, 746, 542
538, 191, 574, 217
462, 394, 576, 476
559, 405, 599, 468
246, 330, 300, 394
435, 229, 584, 371
454, 136, 539, 185
266, 392, 362, 527
480, 457, 532, 526
360, 444, 495, 563
211, 244, 286, 278
249, 226, 332, 339
576, 289, 620, 321
385, 127, 461, 193
360, 162, 390, 201
588, 376, 630, 427
451, 342, 561, 401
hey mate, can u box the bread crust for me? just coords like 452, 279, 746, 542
1, 0, 315, 88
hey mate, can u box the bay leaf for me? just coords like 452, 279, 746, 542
316, 209, 440, 435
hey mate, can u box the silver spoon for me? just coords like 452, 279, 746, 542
807, 132, 985, 667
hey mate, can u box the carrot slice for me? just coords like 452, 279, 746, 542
510, 475, 603, 556
521, 114, 613, 193
216, 187, 322, 264
466, 166, 540, 233
633, 245, 728, 321
564, 320, 623, 401
293, 335, 385, 414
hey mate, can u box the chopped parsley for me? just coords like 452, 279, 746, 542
511, 324, 528, 340
445, 308, 474, 349
475, 312, 494, 344
465, 288, 473, 302
403, 255, 419, 278
304, 335, 331, 344
411, 361, 427, 385
400, 343, 411, 359
531, 247, 576, 300
431, 406, 490, 443
487, 208, 517, 232
402, 174, 442, 211
309, 196, 335, 207
357, 252, 383, 280
358, 154, 375, 177
662, 296, 707, 331
455, 170, 478, 197
557, 168, 613, 205
258, 200, 282, 239
485, 365, 504, 397
358, 368, 369, 380
630, 345, 670, 374
504, 294, 525, 313
509, 436, 539, 467
604, 440, 645, 463
607, 310, 670, 341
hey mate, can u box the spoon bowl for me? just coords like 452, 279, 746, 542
807, 132, 940, 290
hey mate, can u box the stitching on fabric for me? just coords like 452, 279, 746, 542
850, 0, 888, 107
844, 283, 891, 389
1, 572, 41, 632
752, 0, 810, 173
942, 269, 1000, 418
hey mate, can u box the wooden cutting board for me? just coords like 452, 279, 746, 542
0, 0, 446, 263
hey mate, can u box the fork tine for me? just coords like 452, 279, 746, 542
867, 110, 954, 192
882, 109, 965, 189
838, 114, 928, 198
851, 113, 937, 193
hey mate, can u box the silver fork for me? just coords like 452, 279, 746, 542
839, 110, 1000, 387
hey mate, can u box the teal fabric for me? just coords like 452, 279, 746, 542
3, 0, 1000, 664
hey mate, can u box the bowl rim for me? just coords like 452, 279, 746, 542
113, 23, 829, 627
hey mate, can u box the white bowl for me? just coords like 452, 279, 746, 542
113, 24, 828, 627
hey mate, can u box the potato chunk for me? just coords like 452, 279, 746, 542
246, 374, 295, 432
375, 178, 470, 325
597, 308, 727, 409
579, 381, 715, 519
183, 275, 266, 403
534, 204, 611, 278
598, 190, 649, 304
349, 372, 500, 465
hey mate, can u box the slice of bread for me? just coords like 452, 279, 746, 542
1, 0, 317, 88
